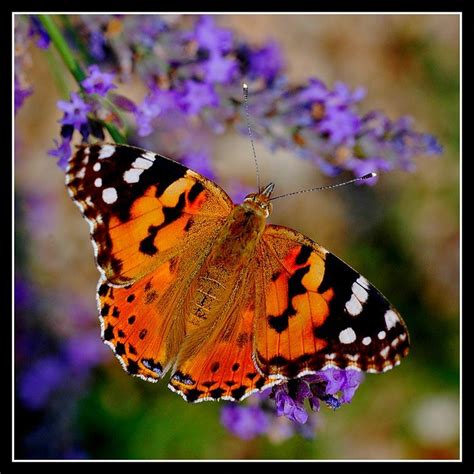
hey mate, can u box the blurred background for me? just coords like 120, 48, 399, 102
14, 14, 459, 460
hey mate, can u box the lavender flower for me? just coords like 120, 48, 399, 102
318, 368, 364, 403
200, 51, 238, 84
14, 76, 32, 114
274, 384, 309, 424
89, 30, 106, 60
194, 15, 233, 53
28, 16, 50, 49
318, 108, 361, 146
221, 368, 364, 440
135, 88, 181, 137
41, 14, 440, 182
221, 404, 270, 440
181, 150, 216, 180
57, 92, 91, 130
64, 331, 107, 371
48, 125, 73, 169
247, 41, 284, 82
18, 356, 66, 410
179, 80, 219, 116
81, 65, 117, 96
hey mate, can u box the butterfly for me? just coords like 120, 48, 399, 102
66, 143, 409, 403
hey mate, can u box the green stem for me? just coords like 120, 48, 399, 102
59, 15, 94, 65
44, 48, 71, 99
38, 14, 86, 83
102, 121, 127, 144
37, 14, 127, 144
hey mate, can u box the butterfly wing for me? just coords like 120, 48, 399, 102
66, 143, 233, 285
168, 278, 276, 402
254, 224, 410, 378
67, 143, 234, 379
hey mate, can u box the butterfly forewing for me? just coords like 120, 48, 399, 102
66, 143, 233, 285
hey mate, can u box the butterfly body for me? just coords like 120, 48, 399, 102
66, 143, 409, 403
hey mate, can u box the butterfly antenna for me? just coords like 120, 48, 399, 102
242, 83, 261, 192
270, 173, 377, 201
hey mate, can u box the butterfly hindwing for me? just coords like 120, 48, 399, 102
66, 143, 233, 285
168, 286, 274, 402
254, 224, 410, 378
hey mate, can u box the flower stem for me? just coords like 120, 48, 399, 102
37, 15, 86, 83
37, 14, 127, 144
102, 121, 127, 144
44, 48, 71, 100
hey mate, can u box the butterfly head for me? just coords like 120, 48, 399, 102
243, 183, 274, 218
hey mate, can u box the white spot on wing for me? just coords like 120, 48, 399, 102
133, 157, 154, 169
345, 294, 363, 316
362, 336, 371, 346
93, 162, 101, 172
380, 346, 390, 358
76, 167, 86, 179
102, 187, 118, 204
378, 330, 386, 340
346, 354, 359, 361
399, 333, 407, 342
339, 327, 356, 344
356, 275, 370, 289
352, 281, 368, 303
142, 151, 156, 162
123, 168, 144, 183
325, 353, 336, 360
98, 145, 115, 159
384, 309, 399, 330
94, 177, 102, 187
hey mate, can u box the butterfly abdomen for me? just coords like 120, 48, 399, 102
186, 204, 266, 331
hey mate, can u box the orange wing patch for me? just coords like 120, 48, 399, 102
169, 297, 276, 402
254, 226, 331, 378
98, 257, 182, 381
66, 144, 232, 286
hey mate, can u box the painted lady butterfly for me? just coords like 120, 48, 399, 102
66, 143, 409, 402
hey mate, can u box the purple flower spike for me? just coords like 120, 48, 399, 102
81, 65, 117, 97
318, 108, 361, 146
220, 404, 270, 440
28, 16, 50, 49
181, 150, 216, 180
179, 80, 219, 116
274, 384, 309, 424
48, 137, 72, 170
201, 51, 238, 84
135, 88, 181, 137
19, 357, 66, 410
65, 331, 107, 372
248, 41, 284, 82
89, 30, 106, 60
318, 367, 364, 403
297, 78, 330, 104
194, 16, 233, 53
57, 92, 91, 130
14, 76, 32, 114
